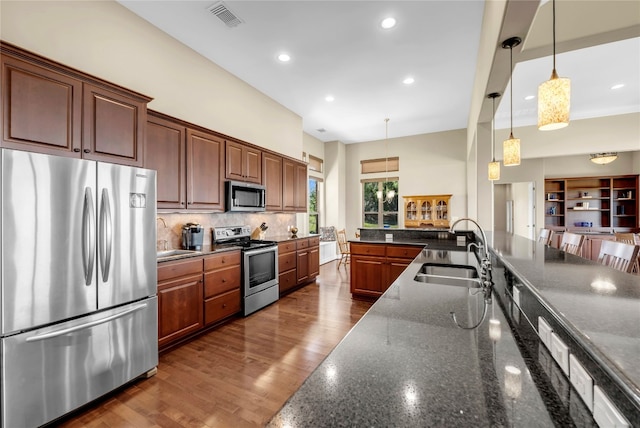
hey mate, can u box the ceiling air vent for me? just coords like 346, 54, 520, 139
207, 1, 244, 28
316, 128, 326, 133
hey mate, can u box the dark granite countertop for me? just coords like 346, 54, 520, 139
156, 245, 241, 263
269, 233, 320, 242
268, 242, 589, 426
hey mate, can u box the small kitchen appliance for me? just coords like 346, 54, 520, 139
182, 222, 204, 250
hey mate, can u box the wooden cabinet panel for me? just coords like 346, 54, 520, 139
308, 246, 320, 279
296, 238, 310, 250
158, 272, 203, 349
158, 257, 202, 282
225, 140, 261, 184
83, 83, 145, 166
351, 243, 386, 257
187, 129, 224, 210
388, 260, 411, 285
204, 289, 241, 326
204, 251, 241, 271
204, 265, 241, 298
297, 249, 310, 284
278, 251, 297, 273
263, 152, 283, 211
387, 245, 422, 259
404, 195, 451, 228
145, 114, 186, 209
283, 158, 308, 212
1, 55, 82, 155
278, 241, 297, 254
351, 256, 386, 296
278, 269, 298, 294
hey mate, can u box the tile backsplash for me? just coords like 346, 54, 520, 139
156, 212, 299, 250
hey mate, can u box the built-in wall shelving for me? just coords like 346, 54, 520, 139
544, 175, 639, 232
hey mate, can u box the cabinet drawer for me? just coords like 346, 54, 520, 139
204, 250, 241, 271
204, 289, 241, 325
296, 238, 310, 250
203, 265, 241, 298
279, 269, 298, 294
278, 251, 297, 272
278, 241, 297, 254
386, 245, 422, 260
158, 258, 202, 282
308, 236, 320, 247
351, 243, 386, 256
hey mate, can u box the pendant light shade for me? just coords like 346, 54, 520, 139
538, 0, 570, 130
487, 92, 501, 181
503, 134, 521, 167
502, 37, 522, 167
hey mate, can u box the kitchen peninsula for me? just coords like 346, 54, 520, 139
268, 231, 640, 426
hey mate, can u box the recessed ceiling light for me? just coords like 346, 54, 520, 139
403, 77, 415, 85
524, 95, 535, 101
277, 53, 291, 62
381, 17, 396, 29
325, 95, 335, 102
611, 83, 625, 90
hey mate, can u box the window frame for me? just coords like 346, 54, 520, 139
362, 177, 399, 228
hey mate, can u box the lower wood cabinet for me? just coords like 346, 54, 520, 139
350, 242, 422, 299
157, 258, 204, 349
278, 236, 320, 295
203, 251, 241, 326
157, 250, 241, 351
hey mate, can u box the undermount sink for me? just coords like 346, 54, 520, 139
414, 263, 481, 287
157, 249, 199, 260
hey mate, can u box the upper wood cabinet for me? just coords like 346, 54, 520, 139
225, 140, 261, 184
146, 114, 186, 209
404, 195, 451, 228
145, 112, 224, 211
283, 158, 308, 212
262, 152, 283, 211
1, 42, 151, 167
187, 129, 224, 210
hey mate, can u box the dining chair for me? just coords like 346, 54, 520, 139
597, 240, 640, 274
538, 228, 554, 246
559, 232, 585, 256
336, 229, 351, 269
614, 233, 640, 273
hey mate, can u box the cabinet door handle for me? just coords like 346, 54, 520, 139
222, 303, 227, 308
222, 278, 226, 283
83, 149, 91, 153
73, 148, 81, 153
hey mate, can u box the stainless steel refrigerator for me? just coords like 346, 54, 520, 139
0, 149, 158, 427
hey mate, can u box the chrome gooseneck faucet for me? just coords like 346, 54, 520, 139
449, 217, 493, 330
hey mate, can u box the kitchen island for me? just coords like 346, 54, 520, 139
268, 232, 640, 426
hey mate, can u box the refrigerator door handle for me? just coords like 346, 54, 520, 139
99, 188, 113, 282
25, 303, 148, 342
82, 187, 96, 286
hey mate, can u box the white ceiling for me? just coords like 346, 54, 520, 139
118, 0, 640, 143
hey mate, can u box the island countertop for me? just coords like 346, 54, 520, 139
268, 233, 640, 426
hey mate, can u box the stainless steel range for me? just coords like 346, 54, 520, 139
213, 226, 279, 316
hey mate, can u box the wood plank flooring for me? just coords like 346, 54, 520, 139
57, 261, 371, 427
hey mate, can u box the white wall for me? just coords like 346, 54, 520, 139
324, 140, 346, 233
544, 151, 639, 177
345, 129, 467, 237
0, 0, 303, 158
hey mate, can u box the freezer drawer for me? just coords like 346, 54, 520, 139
1, 297, 158, 428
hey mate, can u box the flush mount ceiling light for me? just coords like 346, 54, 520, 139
277, 53, 291, 62
381, 17, 396, 29
487, 92, 501, 181
524, 95, 535, 101
325, 95, 335, 102
611, 83, 625, 90
538, 0, 570, 131
403, 77, 415, 85
502, 36, 522, 167
590, 152, 618, 165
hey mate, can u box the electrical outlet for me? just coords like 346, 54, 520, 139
538, 316, 552, 349
569, 354, 593, 411
512, 286, 521, 307
551, 332, 569, 375
593, 385, 629, 428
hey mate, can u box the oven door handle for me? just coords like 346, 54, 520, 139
243, 245, 278, 256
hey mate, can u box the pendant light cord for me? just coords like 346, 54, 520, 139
491, 96, 496, 161
552, 0, 556, 71
509, 45, 514, 136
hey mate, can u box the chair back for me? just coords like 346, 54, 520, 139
559, 232, 585, 255
597, 240, 640, 273
337, 229, 349, 254
614, 233, 636, 244
538, 228, 553, 246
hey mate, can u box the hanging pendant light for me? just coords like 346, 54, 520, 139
376, 118, 395, 202
502, 36, 522, 167
487, 93, 501, 181
538, 0, 570, 130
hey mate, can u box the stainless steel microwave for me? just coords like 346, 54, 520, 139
226, 180, 266, 212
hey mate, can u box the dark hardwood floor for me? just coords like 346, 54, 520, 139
58, 260, 371, 427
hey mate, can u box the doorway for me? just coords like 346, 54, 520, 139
494, 182, 536, 240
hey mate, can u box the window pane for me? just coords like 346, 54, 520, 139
363, 182, 379, 212
309, 214, 318, 234
383, 213, 398, 228
309, 179, 318, 212
364, 213, 378, 228
383, 180, 398, 212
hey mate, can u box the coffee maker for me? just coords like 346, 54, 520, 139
181, 223, 204, 250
